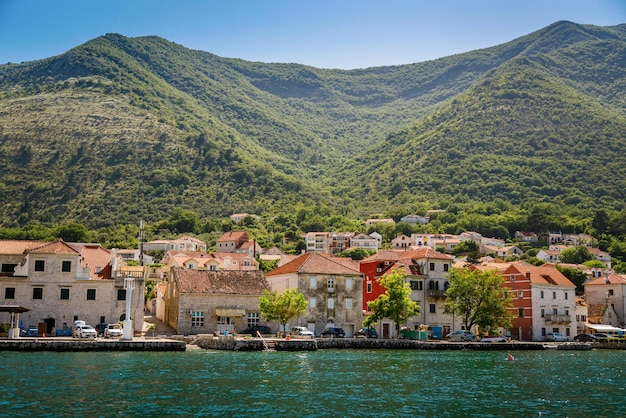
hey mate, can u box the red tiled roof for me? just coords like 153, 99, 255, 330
0, 240, 46, 255
28, 239, 79, 255
505, 263, 575, 287
68, 243, 113, 280
173, 268, 269, 294
266, 252, 362, 276
585, 274, 626, 286
216, 231, 248, 242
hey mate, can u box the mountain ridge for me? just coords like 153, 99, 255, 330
0, 21, 625, 229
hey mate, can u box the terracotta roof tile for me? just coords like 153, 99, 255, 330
173, 268, 269, 295
585, 274, 626, 286
28, 239, 79, 255
266, 252, 362, 276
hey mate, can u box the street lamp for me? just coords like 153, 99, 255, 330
122, 275, 135, 340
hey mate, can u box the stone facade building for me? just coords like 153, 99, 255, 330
165, 268, 270, 335
265, 252, 364, 337
0, 239, 144, 336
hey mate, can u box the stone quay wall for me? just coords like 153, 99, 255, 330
0, 338, 186, 351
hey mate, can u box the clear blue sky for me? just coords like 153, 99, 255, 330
1, 0, 625, 69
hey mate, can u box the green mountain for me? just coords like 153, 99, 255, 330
0, 21, 625, 229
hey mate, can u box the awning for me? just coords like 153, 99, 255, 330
0, 305, 30, 313
585, 324, 625, 332
215, 308, 246, 317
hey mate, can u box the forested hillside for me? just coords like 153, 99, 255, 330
0, 20, 625, 235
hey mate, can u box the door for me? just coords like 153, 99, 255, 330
382, 322, 392, 339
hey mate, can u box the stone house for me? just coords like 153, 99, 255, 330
0, 239, 144, 336
583, 273, 626, 328
165, 268, 270, 335
265, 252, 364, 337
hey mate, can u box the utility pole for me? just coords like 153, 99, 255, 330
139, 219, 145, 267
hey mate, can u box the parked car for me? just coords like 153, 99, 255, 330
446, 330, 474, 341
290, 326, 315, 338
355, 327, 378, 338
73, 324, 97, 339
104, 323, 123, 338
546, 332, 568, 342
239, 325, 273, 336
320, 327, 345, 338
480, 335, 507, 342
573, 333, 598, 342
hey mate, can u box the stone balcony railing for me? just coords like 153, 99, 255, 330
545, 314, 571, 323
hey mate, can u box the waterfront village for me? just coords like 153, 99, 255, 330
0, 212, 623, 347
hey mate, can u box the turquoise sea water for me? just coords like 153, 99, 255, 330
0, 349, 624, 417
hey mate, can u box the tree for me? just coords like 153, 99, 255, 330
258, 289, 307, 334
556, 265, 588, 294
558, 246, 593, 265
364, 269, 420, 338
444, 267, 513, 334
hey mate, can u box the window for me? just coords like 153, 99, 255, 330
443, 264, 449, 272
33, 287, 43, 299
410, 280, 423, 291
117, 289, 126, 301
541, 327, 546, 336
540, 290, 544, 299
552, 308, 558, 315
1, 264, 17, 273
60, 288, 70, 300
366, 282, 372, 293
552, 291, 556, 299
217, 316, 233, 325
609, 289, 614, 296
327, 298, 334, 309
191, 311, 205, 327
247, 312, 260, 327
62, 261, 71, 272
518, 308, 524, 318
564, 292, 568, 300
327, 278, 335, 292
518, 290, 523, 299
5, 287, 15, 299
86, 289, 96, 300
581, 315, 587, 321
345, 278, 353, 290
541, 308, 545, 318
309, 297, 316, 308
429, 304, 436, 313
34, 260, 45, 272
345, 298, 353, 309
429, 262, 435, 271
510, 275, 515, 282
565, 328, 570, 337
310, 278, 317, 288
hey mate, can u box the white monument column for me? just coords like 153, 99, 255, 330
122, 275, 135, 340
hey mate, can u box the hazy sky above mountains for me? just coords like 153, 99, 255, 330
1, 0, 624, 69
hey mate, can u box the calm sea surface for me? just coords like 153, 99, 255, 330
0, 348, 624, 417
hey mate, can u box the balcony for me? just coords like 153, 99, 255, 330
427, 289, 446, 299
545, 314, 571, 324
